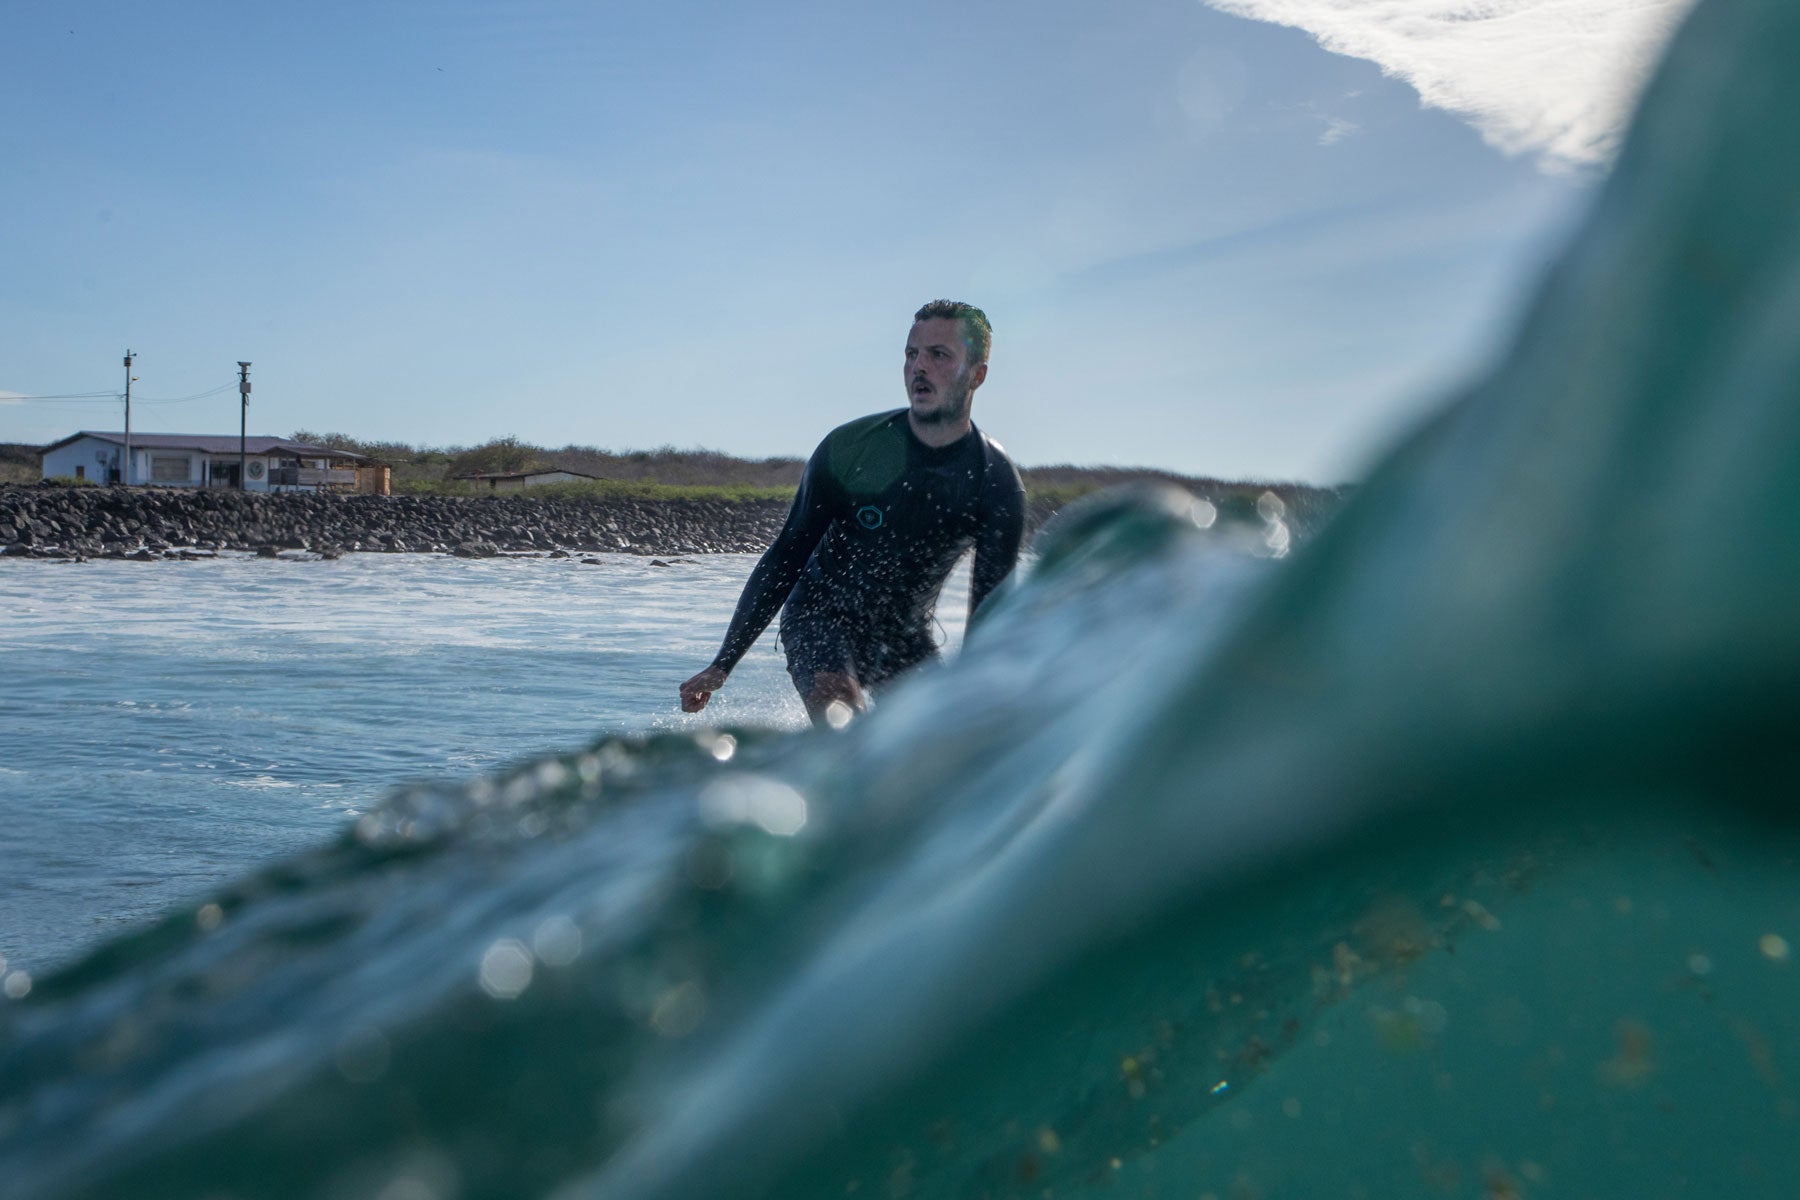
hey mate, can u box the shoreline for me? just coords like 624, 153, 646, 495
0, 480, 1333, 563
0, 484, 792, 562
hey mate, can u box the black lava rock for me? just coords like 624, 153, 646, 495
0, 485, 791, 561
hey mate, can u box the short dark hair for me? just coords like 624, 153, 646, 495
913, 299, 992, 364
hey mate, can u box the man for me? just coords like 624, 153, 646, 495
680, 299, 1026, 722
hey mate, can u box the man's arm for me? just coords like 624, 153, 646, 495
968, 451, 1026, 625
680, 442, 836, 712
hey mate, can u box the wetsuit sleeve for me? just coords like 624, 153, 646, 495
709, 441, 838, 674
968, 454, 1026, 622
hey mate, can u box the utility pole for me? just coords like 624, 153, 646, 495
122, 350, 134, 486
238, 362, 252, 490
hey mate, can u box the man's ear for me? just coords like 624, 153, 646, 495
970, 361, 989, 391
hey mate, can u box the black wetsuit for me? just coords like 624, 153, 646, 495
710, 409, 1026, 694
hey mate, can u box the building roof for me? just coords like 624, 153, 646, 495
458, 468, 602, 482
39, 432, 367, 460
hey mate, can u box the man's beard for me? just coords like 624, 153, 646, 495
913, 383, 972, 425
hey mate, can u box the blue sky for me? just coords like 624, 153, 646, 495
2, 0, 1672, 479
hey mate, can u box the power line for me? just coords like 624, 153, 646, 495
4, 382, 237, 406
2, 396, 125, 406
138, 384, 236, 404
141, 383, 236, 402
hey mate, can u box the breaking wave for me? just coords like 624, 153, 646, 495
4, 1, 1799, 1197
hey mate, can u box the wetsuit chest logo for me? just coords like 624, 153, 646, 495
856, 505, 885, 530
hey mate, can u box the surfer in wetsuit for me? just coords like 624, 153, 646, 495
680, 300, 1026, 723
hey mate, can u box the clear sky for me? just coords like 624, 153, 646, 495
0, 1, 1686, 480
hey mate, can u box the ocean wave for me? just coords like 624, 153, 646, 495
4, 1, 1799, 1198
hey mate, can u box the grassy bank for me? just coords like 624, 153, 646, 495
294, 433, 1345, 519
394, 477, 798, 504
294, 432, 810, 494
0, 443, 38, 486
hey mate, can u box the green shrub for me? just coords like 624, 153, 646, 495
395, 477, 793, 504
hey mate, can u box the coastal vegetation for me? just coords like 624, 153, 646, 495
0, 442, 38, 485
282, 432, 1346, 523
290, 432, 806, 497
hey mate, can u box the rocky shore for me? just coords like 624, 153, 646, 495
0, 482, 1321, 564
0, 485, 792, 561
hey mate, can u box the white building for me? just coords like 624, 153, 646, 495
459, 469, 603, 492
39, 432, 367, 492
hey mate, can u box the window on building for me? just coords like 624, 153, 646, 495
150, 456, 191, 483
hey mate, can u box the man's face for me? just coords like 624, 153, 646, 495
904, 317, 987, 425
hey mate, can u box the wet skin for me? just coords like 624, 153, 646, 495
904, 317, 987, 447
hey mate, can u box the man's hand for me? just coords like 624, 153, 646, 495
680, 665, 729, 713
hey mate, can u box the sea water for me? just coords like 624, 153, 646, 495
4, 0, 1800, 1196
0, 554, 969, 974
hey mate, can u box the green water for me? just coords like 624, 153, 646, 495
5, 0, 1800, 1196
